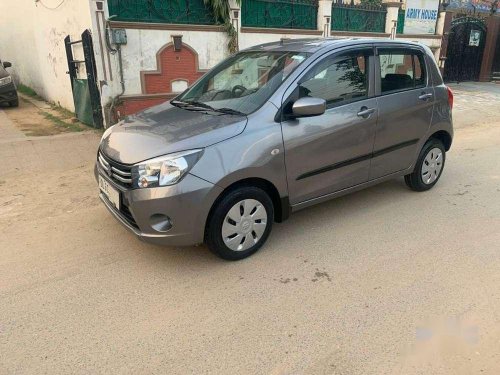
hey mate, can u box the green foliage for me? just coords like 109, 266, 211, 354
204, 0, 241, 53
17, 84, 38, 98
360, 0, 383, 6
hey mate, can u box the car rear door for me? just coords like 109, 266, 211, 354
370, 46, 434, 180
280, 46, 378, 205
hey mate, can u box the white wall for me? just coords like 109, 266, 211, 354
0, 0, 92, 110
118, 29, 229, 96
239, 32, 321, 49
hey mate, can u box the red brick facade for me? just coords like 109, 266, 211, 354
142, 43, 205, 94
116, 42, 205, 118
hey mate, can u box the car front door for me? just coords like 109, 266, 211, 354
280, 47, 378, 205
370, 47, 434, 179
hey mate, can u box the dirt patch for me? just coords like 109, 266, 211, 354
2, 97, 89, 136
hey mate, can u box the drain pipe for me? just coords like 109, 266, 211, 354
105, 15, 125, 127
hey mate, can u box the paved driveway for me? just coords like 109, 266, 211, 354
1, 83, 499, 374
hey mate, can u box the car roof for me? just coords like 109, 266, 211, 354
243, 38, 425, 54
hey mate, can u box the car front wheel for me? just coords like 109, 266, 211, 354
206, 186, 274, 260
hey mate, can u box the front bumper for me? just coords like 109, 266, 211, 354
0, 82, 17, 104
95, 163, 223, 246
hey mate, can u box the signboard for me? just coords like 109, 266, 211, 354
469, 30, 481, 46
404, 0, 440, 34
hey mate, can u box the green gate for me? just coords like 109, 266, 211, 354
107, 0, 215, 25
242, 0, 318, 30
397, 9, 405, 34
331, 3, 386, 33
64, 30, 103, 128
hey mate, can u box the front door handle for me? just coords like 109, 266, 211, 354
357, 107, 376, 118
418, 93, 433, 100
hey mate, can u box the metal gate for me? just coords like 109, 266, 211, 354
443, 16, 487, 82
64, 30, 103, 128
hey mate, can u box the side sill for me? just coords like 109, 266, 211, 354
290, 167, 413, 212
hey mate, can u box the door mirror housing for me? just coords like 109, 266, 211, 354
3, 61, 12, 69
291, 97, 326, 118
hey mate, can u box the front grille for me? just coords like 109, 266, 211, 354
98, 151, 133, 188
120, 202, 139, 229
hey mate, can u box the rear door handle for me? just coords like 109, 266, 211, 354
418, 93, 433, 100
357, 107, 376, 118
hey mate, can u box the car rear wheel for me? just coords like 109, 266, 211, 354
206, 186, 274, 260
405, 138, 446, 192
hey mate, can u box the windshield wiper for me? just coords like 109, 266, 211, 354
171, 100, 245, 116
170, 100, 208, 111
185, 100, 215, 110
213, 108, 246, 116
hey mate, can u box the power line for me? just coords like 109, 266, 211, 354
36, 0, 66, 10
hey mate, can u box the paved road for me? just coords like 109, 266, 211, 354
1, 83, 499, 374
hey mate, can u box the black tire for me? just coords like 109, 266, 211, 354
10, 99, 19, 107
405, 138, 446, 192
205, 186, 274, 260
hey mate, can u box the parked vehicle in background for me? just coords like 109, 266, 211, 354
0, 59, 18, 107
96, 38, 453, 260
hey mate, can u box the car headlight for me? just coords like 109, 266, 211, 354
0, 76, 12, 87
132, 149, 203, 188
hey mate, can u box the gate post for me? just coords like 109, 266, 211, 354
82, 29, 104, 128
64, 35, 77, 91
479, 16, 500, 82
383, 2, 403, 36
318, 0, 333, 37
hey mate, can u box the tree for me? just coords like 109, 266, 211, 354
360, 0, 383, 6
204, 0, 241, 53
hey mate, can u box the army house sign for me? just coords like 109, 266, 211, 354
404, 0, 440, 34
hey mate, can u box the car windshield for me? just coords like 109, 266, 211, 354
175, 50, 310, 115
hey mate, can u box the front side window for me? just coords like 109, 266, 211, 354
176, 51, 310, 115
379, 49, 427, 93
298, 52, 369, 107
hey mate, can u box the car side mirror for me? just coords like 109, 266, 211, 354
3, 61, 12, 69
291, 97, 326, 118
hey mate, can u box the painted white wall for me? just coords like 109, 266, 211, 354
0, 0, 92, 110
117, 29, 229, 96
239, 32, 322, 50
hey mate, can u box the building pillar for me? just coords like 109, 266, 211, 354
431, 10, 447, 64
436, 11, 446, 36
317, 0, 333, 37
479, 16, 500, 82
438, 11, 453, 75
383, 2, 402, 37
229, 0, 241, 51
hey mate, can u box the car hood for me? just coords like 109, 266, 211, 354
100, 101, 247, 164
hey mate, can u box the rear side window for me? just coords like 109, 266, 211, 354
379, 49, 427, 93
298, 51, 369, 108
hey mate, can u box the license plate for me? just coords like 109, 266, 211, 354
99, 175, 120, 210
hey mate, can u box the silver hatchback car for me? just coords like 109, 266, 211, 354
96, 38, 453, 260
